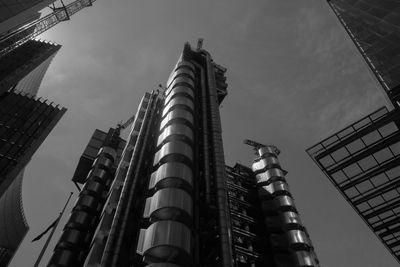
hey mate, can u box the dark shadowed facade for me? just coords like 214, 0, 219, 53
47, 43, 319, 267
0, 3, 64, 266
0, 39, 61, 95
0, 91, 66, 266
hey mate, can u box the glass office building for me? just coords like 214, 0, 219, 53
0, 91, 66, 266
327, 0, 400, 107
307, 107, 400, 262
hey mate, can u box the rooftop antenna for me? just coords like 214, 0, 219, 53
243, 139, 280, 155
197, 38, 204, 51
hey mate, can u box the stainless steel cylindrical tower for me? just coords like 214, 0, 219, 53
137, 59, 196, 266
251, 144, 320, 267
48, 139, 118, 267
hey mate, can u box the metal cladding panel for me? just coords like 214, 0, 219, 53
137, 221, 192, 265
157, 124, 194, 147
270, 230, 311, 251
162, 97, 194, 117
293, 251, 319, 267
255, 168, 286, 184
167, 77, 194, 92
166, 69, 195, 89
265, 211, 302, 230
153, 141, 193, 166
72, 130, 124, 184
261, 195, 296, 212
165, 86, 194, 104
149, 162, 193, 191
307, 106, 400, 262
258, 181, 290, 197
166, 60, 195, 88
175, 61, 195, 72
328, 0, 400, 107
252, 156, 280, 172
143, 188, 193, 224
160, 109, 194, 130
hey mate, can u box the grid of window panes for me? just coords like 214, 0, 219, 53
226, 165, 270, 266
307, 106, 400, 260
0, 92, 65, 182
329, 0, 400, 100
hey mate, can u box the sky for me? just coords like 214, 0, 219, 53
9, 1, 399, 266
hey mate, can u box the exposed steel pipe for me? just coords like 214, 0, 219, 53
191, 60, 211, 205
99, 94, 154, 267
201, 50, 233, 267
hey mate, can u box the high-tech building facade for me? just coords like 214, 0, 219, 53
227, 141, 319, 266
48, 43, 319, 267
327, 0, 400, 107
307, 106, 400, 263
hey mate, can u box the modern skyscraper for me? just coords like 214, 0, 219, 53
0, 91, 66, 266
307, 106, 400, 263
0, 38, 62, 267
0, 39, 61, 95
327, 0, 400, 108
0, 1, 95, 266
48, 43, 319, 267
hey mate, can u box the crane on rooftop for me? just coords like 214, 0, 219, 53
0, 0, 96, 58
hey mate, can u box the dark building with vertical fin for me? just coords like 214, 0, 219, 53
48, 42, 319, 267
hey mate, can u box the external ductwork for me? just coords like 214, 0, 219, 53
137, 58, 195, 266
48, 129, 120, 267
250, 143, 320, 267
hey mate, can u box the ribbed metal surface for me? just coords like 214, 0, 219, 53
162, 97, 194, 117
157, 124, 194, 147
166, 77, 194, 94
255, 168, 285, 184
84, 95, 150, 267
153, 141, 193, 166
160, 109, 194, 130
258, 180, 291, 197
143, 188, 192, 224
48, 145, 117, 267
165, 86, 195, 104
137, 59, 195, 266
137, 221, 192, 265
148, 162, 193, 191
252, 156, 280, 171
166, 69, 195, 89
251, 144, 320, 266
